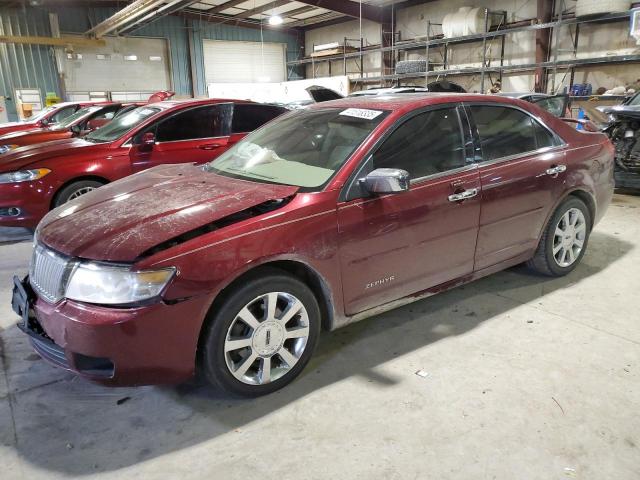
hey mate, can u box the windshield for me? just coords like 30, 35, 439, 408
28, 105, 58, 123
208, 107, 389, 189
628, 93, 640, 106
52, 106, 102, 130
85, 106, 160, 143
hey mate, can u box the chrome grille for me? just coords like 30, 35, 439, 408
29, 244, 73, 303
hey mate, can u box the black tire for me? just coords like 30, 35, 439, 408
527, 196, 592, 276
200, 270, 321, 397
53, 180, 105, 208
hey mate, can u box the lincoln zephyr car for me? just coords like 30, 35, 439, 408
0, 99, 287, 228
12, 94, 614, 396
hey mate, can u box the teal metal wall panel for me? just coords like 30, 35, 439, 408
0, 5, 304, 120
0, 7, 60, 121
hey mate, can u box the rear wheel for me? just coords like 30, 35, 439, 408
53, 180, 105, 208
527, 197, 591, 276
200, 271, 320, 396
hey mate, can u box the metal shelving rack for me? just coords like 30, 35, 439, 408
287, 8, 639, 91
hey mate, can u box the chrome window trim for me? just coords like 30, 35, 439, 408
474, 144, 566, 169
154, 135, 229, 146
410, 163, 478, 185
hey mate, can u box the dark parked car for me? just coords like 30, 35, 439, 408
12, 94, 614, 396
597, 91, 640, 189
0, 100, 287, 228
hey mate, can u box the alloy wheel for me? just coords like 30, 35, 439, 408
67, 186, 96, 201
552, 207, 587, 267
224, 292, 310, 385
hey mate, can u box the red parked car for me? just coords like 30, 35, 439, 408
0, 103, 141, 152
0, 99, 288, 228
0, 91, 175, 138
12, 94, 614, 396
0, 101, 104, 137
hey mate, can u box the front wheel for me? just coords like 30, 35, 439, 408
527, 197, 592, 276
200, 271, 321, 396
53, 180, 105, 208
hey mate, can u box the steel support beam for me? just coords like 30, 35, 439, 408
535, 0, 552, 92
381, 9, 396, 84
0, 35, 106, 47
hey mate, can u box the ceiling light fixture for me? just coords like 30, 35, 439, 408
268, 14, 283, 26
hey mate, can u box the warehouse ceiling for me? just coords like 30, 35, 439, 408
1, 0, 431, 33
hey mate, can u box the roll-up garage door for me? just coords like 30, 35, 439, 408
203, 40, 286, 84
63, 36, 171, 99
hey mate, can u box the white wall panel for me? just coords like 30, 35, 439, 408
203, 39, 286, 83
62, 36, 171, 93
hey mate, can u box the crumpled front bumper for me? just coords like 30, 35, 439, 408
12, 275, 214, 386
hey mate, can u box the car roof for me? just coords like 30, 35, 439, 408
349, 86, 429, 96
499, 92, 550, 99
149, 98, 255, 110
306, 92, 532, 114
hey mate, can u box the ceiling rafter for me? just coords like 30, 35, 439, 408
235, 0, 291, 19
293, 0, 384, 23
206, 0, 247, 14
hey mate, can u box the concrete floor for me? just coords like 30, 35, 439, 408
1, 193, 639, 480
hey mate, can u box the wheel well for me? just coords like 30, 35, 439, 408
194, 260, 335, 374
206, 261, 334, 332
568, 190, 596, 229
51, 175, 109, 209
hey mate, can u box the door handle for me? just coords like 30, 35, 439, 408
545, 164, 567, 176
448, 188, 479, 202
199, 143, 224, 150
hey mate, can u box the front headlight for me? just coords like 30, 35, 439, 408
65, 263, 176, 305
0, 168, 51, 184
0, 144, 19, 154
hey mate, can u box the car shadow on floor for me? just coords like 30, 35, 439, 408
1, 231, 634, 475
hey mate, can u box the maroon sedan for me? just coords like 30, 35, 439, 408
0, 99, 287, 228
12, 94, 614, 396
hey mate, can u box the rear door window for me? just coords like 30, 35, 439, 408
155, 105, 230, 142
231, 104, 288, 133
470, 105, 560, 161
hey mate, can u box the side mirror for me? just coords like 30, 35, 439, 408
138, 132, 156, 152
39, 118, 49, 127
70, 125, 81, 135
360, 168, 410, 195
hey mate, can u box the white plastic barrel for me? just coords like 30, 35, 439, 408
442, 6, 488, 38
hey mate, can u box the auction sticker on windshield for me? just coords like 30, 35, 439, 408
339, 108, 384, 120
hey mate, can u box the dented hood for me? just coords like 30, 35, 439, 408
38, 163, 299, 262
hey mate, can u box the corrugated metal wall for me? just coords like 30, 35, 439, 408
0, 7, 60, 121
0, 5, 304, 120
